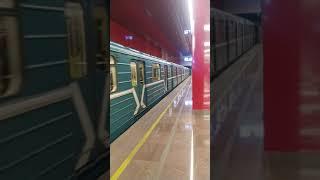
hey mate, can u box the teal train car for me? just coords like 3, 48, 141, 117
0, 0, 109, 179
110, 42, 190, 142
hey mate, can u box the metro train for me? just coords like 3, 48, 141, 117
110, 42, 191, 142
0, 1, 109, 179
211, 8, 257, 78
210, 8, 259, 179
211, 8, 258, 138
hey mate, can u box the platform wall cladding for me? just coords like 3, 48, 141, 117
110, 42, 190, 142
0, 0, 109, 179
263, 0, 320, 151
110, 19, 179, 62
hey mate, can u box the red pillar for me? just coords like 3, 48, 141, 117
192, 0, 210, 110
263, 0, 320, 151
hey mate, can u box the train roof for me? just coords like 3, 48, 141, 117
211, 8, 254, 25
110, 42, 187, 68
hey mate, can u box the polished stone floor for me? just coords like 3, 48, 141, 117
217, 46, 320, 180
109, 45, 320, 180
111, 77, 210, 180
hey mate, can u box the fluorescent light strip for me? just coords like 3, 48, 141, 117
190, 130, 194, 180
188, 0, 194, 33
204, 24, 210, 31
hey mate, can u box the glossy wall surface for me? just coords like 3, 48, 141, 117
263, 0, 320, 150
192, 0, 210, 110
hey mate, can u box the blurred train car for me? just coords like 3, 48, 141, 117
212, 8, 256, 77
110, 42, 190, 142
211, 8, 258, 138
0, 0, 109, 179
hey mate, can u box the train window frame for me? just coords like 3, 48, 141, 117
175, 67, 178, 81
93, 5, 107, 71
152, 63, 161, 82
65, 1, 87, 79
0, 0, 14, 8
138, 62, 145, 84
215, 18, 223, 43
110, 56, 117, 93
0, 3, 22, 98
130, 62, 137, 87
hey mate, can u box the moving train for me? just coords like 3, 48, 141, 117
110, 42, 191, 142
211, 8, 257, 79
0, 1, 108, 179
210, 8, 258, 179
211, 8, 257, 135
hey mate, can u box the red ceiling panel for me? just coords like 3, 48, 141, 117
110, 0, 191, 58
110, 20, 162, 58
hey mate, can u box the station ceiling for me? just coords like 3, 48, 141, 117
110, 0, 192, 56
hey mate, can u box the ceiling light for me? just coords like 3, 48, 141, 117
184, 30, 191, 35
204, 42, 210, 47
204, 24, 210, 31
184, 56, 192, 62
187, 0, 194, 33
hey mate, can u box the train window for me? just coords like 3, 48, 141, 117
0, 0, 14, 8
175, 67, 178, 80
232, 22, 236, 39
138, 63, 144, 84
215, 19, 222, 43
94, 6, 108, 71
110, 56, 117, 93
130, 62, 137, 87
224, 20, 228, 41
96, 19, 103, 52
152, 63, 160, 82
65, 2, 87, 79
0, 12, 22, 97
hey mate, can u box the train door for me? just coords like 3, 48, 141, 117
243, 23, 246, 51
177, 68, 180, 83
168, 65, 172, 90
164, 65, 168, 90
92, 0, 109, 146
171, 65, 174, 88
130, 60, 146, 112
179, 68, 182, 83
175, 67, 178, 85
65, 0, 97, 129
67, 0, 108, 175
178, 68, 180, 83
235, 22, 238, 56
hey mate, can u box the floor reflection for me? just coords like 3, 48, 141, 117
111, 77, 210, 180
214, 46, 320, 180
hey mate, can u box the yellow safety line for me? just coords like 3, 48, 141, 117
111, 78, 191, 180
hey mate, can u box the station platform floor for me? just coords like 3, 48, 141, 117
110, 77, 210, 180
215, 45, 320, 180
